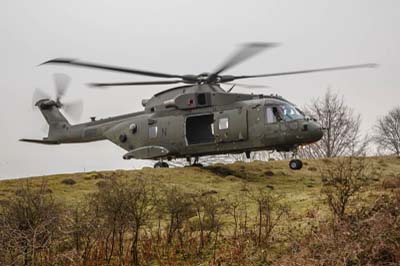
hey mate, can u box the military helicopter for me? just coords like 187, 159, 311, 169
21, 43, 377, 169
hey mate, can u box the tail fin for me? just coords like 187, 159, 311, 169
36, 99, 70, 140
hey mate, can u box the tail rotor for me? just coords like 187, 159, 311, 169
32, 73, 83, 122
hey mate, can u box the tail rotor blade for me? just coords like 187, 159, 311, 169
32, 88, 51, 108
62, 100, 83, 122
53, 73, 71, 101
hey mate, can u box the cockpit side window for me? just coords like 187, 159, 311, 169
266, 107, 275, 123
272, 106, 284, 122
265, 106, 283, 123
266, 104, 304, 123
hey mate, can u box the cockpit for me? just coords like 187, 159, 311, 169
265, 104, 304, 123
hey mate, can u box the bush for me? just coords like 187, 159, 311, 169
277, 191, 400, 266
321, 156, 373, 218
0, 182, 64, 266
382, 177, 400, 189
96, 180, 109, 188
61, 178, 76, 185
264, 170, 274, 177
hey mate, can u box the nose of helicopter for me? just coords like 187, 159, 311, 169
307, 121, 324, 143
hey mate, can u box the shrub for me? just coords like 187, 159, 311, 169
382, 177, 400, 189
321, 156, 373, 219
0, 182, 64, 265
277, 191, 400, 266
95, 180, 108, 188
61, 178, 76, 185
201, 190, 218, 196
247, 188, 289, 246
264, 170, 274, 177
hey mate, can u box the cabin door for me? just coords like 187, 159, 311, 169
214, 108, 248, 143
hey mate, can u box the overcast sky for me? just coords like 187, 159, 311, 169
0, 0, 399, 178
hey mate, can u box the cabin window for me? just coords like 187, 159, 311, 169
149, 126, 158, 138
218, 117, 229, 130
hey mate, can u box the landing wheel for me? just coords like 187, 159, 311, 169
154, 162, 169, 168
289, 159, 303, 170
190, 156, 203, 167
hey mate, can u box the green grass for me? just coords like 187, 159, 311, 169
1, 156, 398, 211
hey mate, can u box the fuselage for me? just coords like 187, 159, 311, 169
50, 84, 323, 161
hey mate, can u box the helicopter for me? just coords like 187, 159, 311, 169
20, 43, 377, 169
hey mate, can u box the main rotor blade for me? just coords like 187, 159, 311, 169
62, 100, 83, 122
224, 82, 270, 89
41, 58, 184, 79
224, 83, 270, 93
53, 73, 70, 101
208, 42, 279, 81
88, 80, 184, 88
231, 63, 378, 81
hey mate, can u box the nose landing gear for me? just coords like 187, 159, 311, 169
289, 159, 303, 170
289, 147, 303, 170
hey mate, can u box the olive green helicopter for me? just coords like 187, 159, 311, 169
21, 43, 377, 169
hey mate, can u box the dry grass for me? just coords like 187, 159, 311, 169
0, 156, 399, 265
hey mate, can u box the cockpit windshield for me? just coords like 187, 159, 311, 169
280, 104, 304, 121
265, 104, 304, 123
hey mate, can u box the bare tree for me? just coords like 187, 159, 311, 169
374, 106, 400, 156
300, 89, 368, 158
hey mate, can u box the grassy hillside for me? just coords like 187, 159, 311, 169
0, 156, 399, 265
1, 156, 398, 208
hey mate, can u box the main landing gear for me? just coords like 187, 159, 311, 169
187, 156, 204, 167
154, 161, 169, 168
289, 148, 303, 170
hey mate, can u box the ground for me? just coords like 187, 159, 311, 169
0, 156, 399, 265
1, 156, 399, 207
